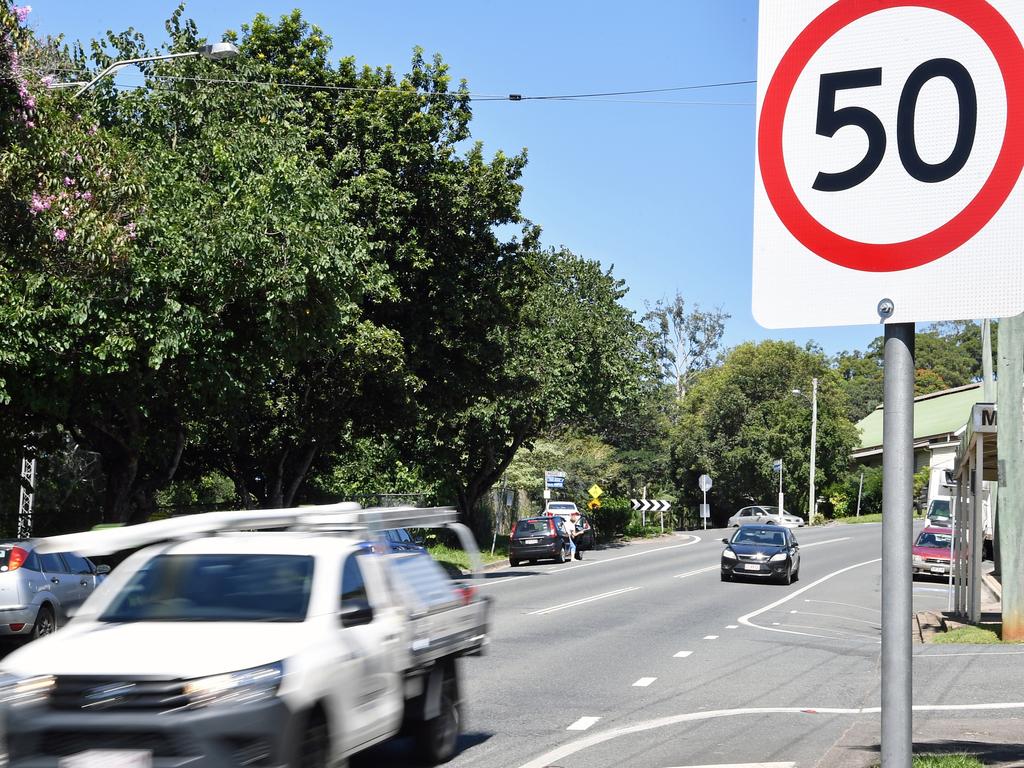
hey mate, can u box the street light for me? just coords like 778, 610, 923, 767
792, 377, 818, 525
48, 42, 240, 97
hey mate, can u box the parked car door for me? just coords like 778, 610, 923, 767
37, 552, 77, 624
60, 551, 98, 610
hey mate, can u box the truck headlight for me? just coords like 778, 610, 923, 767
0, 674, 55, 707
184, 662, 283, 709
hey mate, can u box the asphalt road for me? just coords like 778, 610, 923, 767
360, 521, 1024, 768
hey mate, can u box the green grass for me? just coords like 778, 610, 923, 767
872, 755, 985, 768
932, 625, 1003, 644
831, 512, 926, 525
427, 541, 508, 574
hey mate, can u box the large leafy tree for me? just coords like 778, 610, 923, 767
671, 341, 858, 523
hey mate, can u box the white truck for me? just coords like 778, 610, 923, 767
0, 505, 491, 768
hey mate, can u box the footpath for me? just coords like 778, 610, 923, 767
820, 566, 1024, 767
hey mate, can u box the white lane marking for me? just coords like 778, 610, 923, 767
675, 565, 720, 579
737, 558, 881, 640
703, 635, 719, 640
479, 537, 701, 587
804, 598, 879, 613
798, 537, 851, 548
773, 623, 880, 643
633, 677, 657, 687
918, 650, 1024, 658
514, 702, 1024, 768
566, 716, 601, 731
674, 651, 693, 658
528, 586, 641, 615
725, 624, 739, 629
663, 763, 796, 768
788, 610, 881, 628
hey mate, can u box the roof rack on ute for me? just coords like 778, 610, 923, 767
33, 503, 481, 576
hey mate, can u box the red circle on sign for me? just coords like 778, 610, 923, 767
758, 0, 1024, 272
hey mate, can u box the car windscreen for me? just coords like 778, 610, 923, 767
99, 554, 314, 623
547, 503, 575, 510
928, 500, 950, 516
732, 529, 785, 546
916, 532, 952, 549
515, 519, 553, 536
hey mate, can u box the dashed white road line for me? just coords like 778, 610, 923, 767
566, 716, 601, 731
703, 635, 719, 640
675, 565, 720, 579
725, 624, 739, 629
674, 651, 693, 658
514, 702, 1024, 768
633, 677, 657, 687
664, 763, 796, 768
528, 586, 641, 615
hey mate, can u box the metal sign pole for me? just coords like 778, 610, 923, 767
881, 322, 914, 768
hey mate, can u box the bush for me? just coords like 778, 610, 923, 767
624, 522, 662, 538
587, 497, 632, 542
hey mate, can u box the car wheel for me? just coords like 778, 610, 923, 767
31, 604, 55, 640
296, 709, 330, 768
721, 572, 731, 582
555, 547, 566, 564
779, 567, 792, 586
414, 668, 460, 764
792, 565, 800, 582
509, 558, 520, 567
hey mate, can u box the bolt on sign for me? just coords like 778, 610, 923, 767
753, 0, 1024, 328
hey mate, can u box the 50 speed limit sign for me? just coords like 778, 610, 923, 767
753, 0, 1024, 328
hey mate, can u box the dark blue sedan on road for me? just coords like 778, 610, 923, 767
721, 524, 801, 585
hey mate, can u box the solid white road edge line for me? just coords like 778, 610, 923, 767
528, 586, 641, 615
917, 650, 1024, 658
479, 537, 702, 588
514, 702, 1024, 768
737, 558, 881, 640
566, 716, 601, 731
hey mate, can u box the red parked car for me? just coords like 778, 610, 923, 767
912, 526, 953, 578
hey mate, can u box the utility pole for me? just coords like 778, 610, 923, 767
809, 377, 818, 524
997, 314, 1024, 641
856, 470, 864, 517
17, 456, 36, 539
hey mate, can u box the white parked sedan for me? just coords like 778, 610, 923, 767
727, 505, 805, 528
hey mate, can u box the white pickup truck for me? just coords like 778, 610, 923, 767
0, 505, 491, 768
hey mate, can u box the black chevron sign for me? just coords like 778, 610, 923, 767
630, 499, 671, 512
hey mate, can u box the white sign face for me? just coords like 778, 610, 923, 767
698, 474, 713, 492
754, 0, 1024, 328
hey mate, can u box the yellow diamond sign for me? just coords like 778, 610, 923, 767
588, 484, 604, 499
588, 498, 601, 510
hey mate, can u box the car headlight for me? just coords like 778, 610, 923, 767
0, 674, 55, 707
913, 555, 924, 564
184, 662, 283, 709
722, 549, 737, 560
769, 552, 788, 563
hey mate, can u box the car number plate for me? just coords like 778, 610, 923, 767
930, 566, 947, 573
523, 538, 539, 544
742, 563, 762, 571
60, 751, 152, 768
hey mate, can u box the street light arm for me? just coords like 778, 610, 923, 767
73, 50, 201, 97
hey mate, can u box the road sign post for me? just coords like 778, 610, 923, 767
698, 474, 713, 530
751, 3, 1024, 761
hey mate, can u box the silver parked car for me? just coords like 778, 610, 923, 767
727, 505, 805, 528
0, 541, 109, 641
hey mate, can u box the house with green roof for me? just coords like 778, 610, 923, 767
853, 383, 986, 503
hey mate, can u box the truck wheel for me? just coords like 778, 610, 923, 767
32, 605, 55, 639
296, 710, 330, 768
415, 670, 460, 764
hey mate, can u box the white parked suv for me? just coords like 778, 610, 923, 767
0, 505, 490, 768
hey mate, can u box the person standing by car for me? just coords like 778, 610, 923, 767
569, 511, 587, 560
560, 514, 577, 562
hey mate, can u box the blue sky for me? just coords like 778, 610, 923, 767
25, 0, 885, 356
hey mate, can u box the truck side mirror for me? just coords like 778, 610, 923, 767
340, 598, 374, 628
